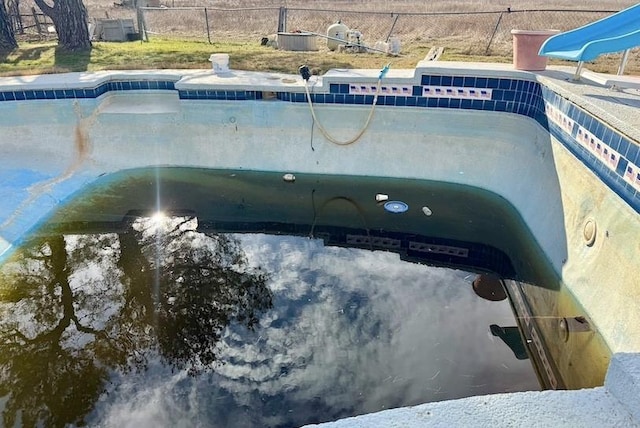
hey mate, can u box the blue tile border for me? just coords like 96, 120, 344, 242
542, 86, 640, 214
177, 89, 262, 100
0, 73, 637, 214
0, 76, 546, 127
0, 80, 176, 102
320, 75, 549, 128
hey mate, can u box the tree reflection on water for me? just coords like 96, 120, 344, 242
0, 215, 272, 427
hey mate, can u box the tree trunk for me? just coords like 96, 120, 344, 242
33, 0, 91, 51
0, 0, 18, 53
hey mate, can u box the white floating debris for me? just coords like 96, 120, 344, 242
375, 193, 389, 202
422, 206, 433, 216
282, 173, 296, 182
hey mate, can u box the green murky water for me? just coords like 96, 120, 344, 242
0, 168, 609, 427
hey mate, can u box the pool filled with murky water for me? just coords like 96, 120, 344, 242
0, 168, 607, 427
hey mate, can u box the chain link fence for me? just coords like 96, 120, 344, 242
7, 0, 56, 41
137, 6, 618, 56
138, 7, 281, 42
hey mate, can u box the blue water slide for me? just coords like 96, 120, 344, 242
539, 3, 640, 62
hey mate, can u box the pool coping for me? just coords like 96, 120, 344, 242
310, 352, 640, 428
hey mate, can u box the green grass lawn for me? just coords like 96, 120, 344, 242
0, 38, 514, 77
0, 37, 630, 77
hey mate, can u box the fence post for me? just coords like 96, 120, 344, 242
485, 11, 504, 55
277, 7, 287, 33
204, 8, 211, 44
8, 0, 23, 34
31, 7, 42, 37
137, 7, 148, 42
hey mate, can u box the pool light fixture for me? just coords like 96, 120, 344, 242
384, 200, 408, 213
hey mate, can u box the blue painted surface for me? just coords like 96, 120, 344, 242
539, 4, 640, 62
0, 167, 96, 261
0, 169, 52, 221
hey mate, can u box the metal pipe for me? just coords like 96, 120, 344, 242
300, 30, 399, 56
204, 8, 211, 44
617, 49, 630, 76
573, 61, 584, 81
385, 13, 399, 42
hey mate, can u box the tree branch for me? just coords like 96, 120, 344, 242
70, 313, 108, 338
32, 0, 55, 18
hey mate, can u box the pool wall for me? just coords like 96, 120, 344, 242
0, 69, 567, 272
1, 64, 639, 397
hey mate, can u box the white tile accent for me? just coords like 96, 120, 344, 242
545, 102, 574, 136
348, 84, 412, 95
623, 162, 640, 192
422, 85, 492, 99
345, 83, 493, 99
546, 101, 627, 177
576, 125, 621, 173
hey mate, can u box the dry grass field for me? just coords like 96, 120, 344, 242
11, 0, 640, 75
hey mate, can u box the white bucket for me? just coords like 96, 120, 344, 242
209, 53, 229, 73
388, 37, 401, 55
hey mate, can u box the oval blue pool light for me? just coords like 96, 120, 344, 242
384, 200, 408, 213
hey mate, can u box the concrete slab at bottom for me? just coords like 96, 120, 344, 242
308, 353, 640, 428
582, 70, 640, 90
606, 352, 640, 422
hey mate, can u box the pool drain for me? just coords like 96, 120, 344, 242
384, 201, 408, 213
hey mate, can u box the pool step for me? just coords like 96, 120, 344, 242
98, 92, 180, 114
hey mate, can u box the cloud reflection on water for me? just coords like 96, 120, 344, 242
91, 232, 538, 427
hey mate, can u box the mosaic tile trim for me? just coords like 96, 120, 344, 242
542, 86, 640, 213
1, 76, 545, 125
348, 84, 412, 95
327, 76, 547, 126
624, 163, 640, 193
177, 90, 263, 100
546, 101, 624, 174
0, 80, 176, 102
422, 86, 492, 99
545, 103, 575, 136
576, 123, 622, 173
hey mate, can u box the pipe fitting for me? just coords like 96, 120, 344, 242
583, 218, 597, 247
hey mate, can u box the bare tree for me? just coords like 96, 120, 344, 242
33, 0, 90, 51
0, 0, 17, 53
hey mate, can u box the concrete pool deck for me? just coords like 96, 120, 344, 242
539, 68, 640, 142
311, 353, 640, 428
1, 62, 640, 426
